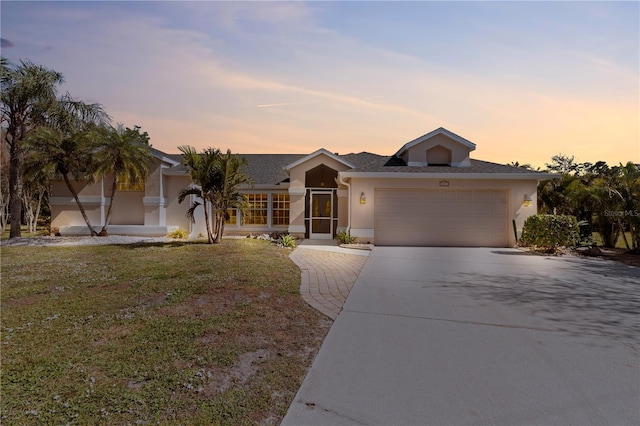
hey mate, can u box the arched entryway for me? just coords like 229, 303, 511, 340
305, 164, 338, 239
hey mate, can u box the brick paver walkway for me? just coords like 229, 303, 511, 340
290, 243, 369, 320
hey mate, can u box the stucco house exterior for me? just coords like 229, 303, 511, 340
50, 127, 554, 247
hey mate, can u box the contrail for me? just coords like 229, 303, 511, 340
257, 102, 294, 108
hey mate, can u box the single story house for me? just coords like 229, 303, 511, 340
50, 127, 555, 247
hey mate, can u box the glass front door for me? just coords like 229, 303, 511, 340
309, 191, 333, 239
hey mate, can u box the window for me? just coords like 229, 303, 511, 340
272, 193, 290, 226
226, 209, 237, 225
426, 145, 452, 166
116, 181, 145, 191
243, 194, 268, 225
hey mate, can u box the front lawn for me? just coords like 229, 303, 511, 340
1, 239, 330, 425
590, 231, 635, 249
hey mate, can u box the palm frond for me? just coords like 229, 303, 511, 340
186, 201, 202, 222
178, 187, 202, 204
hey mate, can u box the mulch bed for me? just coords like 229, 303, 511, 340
598, 248, 640, 267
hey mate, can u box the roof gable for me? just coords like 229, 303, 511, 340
395, 127, 477, 157
150, 147, 181, 166
284, 148, 356, 171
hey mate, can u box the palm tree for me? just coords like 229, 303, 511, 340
1, 58, 64, 238
21, 149, 55, 233
0, 137, 10, 233
588, 170, 624, 248
613, 162, 640, 252
26, 126, 101, 236
177, 146, 220, 244
508, 161, 538, 171
210, 150, 251, 243
91, 124, 152, 236
537, 172, 581, 215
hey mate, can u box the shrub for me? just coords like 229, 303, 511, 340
336, 231, 357, 244
277, 233, 297, 248
521, 214, 579, 251
168, 228, 189, 239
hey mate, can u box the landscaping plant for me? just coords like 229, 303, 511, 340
167, 228, 189, 239
277, 233, 297, 248
521, 214, 580, 253
336, 230, 357, 244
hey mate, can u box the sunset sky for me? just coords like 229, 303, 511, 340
2, 1, 638, 168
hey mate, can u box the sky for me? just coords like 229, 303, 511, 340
1, 1, 638, 168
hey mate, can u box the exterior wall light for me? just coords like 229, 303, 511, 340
360, 192, 366, 204
524, 194, 532, 207
439, 180, 450, 187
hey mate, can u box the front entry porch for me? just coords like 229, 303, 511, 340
285, 152, 353, 240
308, 189, 338, 239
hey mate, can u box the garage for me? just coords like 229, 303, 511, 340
374, 188, 509, 247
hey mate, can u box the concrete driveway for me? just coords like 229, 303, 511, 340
283, 247, 639, 425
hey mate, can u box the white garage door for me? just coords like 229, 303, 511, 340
374, 189, 509, 247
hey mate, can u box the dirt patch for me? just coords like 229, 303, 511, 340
92, 324, 133, 347
141, 291, 170, 309
600, 249, 640, 267
154, 287, 254, 319
574, 247, 640, 267
203, 349, 271, 396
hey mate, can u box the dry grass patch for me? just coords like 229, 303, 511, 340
1, 239, 331, 425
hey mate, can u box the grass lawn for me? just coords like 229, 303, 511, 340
1, 239, 331, 425
1, 225, 49, 239
590, 231, 635, 249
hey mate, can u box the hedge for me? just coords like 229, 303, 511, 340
521, 214, 579, 248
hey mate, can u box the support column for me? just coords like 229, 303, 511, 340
288, 187, 306, 237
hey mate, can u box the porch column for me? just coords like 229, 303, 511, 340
336, 189, 348, 233
288, 187, 306, 238
143, 197, 168, 225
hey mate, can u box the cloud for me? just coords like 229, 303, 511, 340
3, 1, 635, 165
1, 38, 13, 48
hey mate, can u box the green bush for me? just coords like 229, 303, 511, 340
277, 233, 297, 248
336, 231, 357, 244
521, 214, 579, 250
168, 228, 189, 239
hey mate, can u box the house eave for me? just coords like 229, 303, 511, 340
152, 151, 180, 167
162, 168, 187, 176
284, 148, 356, 171
339, 172, 559, 181
239, 183, 290, 190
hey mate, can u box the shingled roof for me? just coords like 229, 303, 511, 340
158, 148, 547, 183
345, 155, 548, 175
240, 154, 305, 185
160, 151, 390, 185
240, 152, 387, 185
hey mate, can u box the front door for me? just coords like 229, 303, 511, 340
309, 191, 333, 239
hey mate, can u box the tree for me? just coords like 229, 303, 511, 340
536, 154, 638, 250
1, 58, 63, 238
537, 172, 581, 215
545, 154, 583, 175
91, 124, 152, 236
177, 147, 251, 244
0, 137, 10, 233
508, 161, 538, 171
21, 150, 54, 233
209, 150, 250, 243
613, 162, 640, 252
583, 161, 609, 176
177, 146, 220, 244
26, 126, 100, 235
